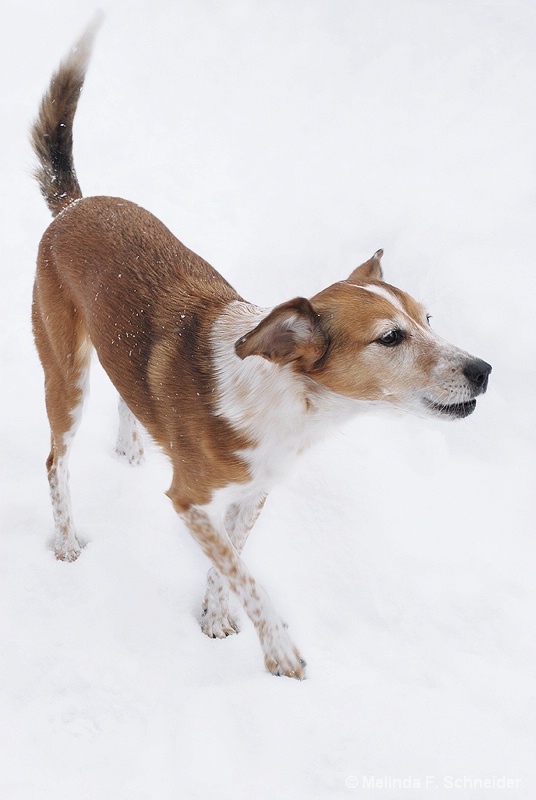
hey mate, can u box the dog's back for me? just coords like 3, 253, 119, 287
38, 196, 239, 425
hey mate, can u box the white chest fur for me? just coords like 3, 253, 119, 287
210, 301, 365, 503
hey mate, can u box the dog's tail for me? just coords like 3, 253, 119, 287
30, 16, 102, 217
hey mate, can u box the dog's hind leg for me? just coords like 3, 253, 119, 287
32, 270, 92, 561
115, 397, 145, 465
202, 493, 266, 638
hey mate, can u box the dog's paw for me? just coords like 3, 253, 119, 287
262, 624, 306, 680
115, 437, 144, 465
54, 537, 83, 562
201, 605, 240, 638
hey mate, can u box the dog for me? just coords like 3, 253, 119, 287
31, 23, 491, 679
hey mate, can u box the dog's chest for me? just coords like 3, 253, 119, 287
213, 313, 345, 489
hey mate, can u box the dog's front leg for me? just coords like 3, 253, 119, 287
181, 505, 306, 679
202, 493, 266, 638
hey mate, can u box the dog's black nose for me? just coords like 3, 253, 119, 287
463, 358, 492, 392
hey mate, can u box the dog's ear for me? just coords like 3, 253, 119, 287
235, 297, 327, 370
347, 249, 383, 282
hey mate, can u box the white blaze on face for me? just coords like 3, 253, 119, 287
345, 282, 429, 331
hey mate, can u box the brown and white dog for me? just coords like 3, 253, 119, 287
31, 24, 491, 678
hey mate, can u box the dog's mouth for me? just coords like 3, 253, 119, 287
424, 398, 477, 419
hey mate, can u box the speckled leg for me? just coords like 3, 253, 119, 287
201, 494, 266, 638
181, 501, 305, 679
115, 396, 144, 464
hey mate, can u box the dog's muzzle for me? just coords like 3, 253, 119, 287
425, 358, 492, 419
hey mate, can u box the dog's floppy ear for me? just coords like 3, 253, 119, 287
235, 297, 327, 370
347, 249, 383, 282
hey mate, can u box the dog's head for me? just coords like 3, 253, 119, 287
235, 250, 491, 419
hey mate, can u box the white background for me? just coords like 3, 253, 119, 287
1, 1, 535, 798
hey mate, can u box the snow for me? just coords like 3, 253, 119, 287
1, 1, 535, 797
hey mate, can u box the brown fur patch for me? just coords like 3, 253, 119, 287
37, 196, 253, 510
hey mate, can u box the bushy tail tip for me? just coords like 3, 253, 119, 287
30, 14, 103, 217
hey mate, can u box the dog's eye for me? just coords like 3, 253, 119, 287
426, 314, 432, 325
377, 329, 404, 347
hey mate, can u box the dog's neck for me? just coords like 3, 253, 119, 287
210, 300, 370, 490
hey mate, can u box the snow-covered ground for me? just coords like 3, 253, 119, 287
1, 1, 535, 798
